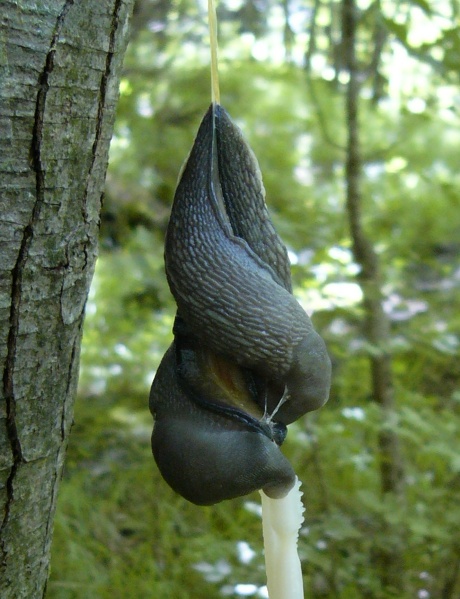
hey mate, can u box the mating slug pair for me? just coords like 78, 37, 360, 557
149, 104, 331, 505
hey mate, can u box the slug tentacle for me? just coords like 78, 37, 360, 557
150, 103, 331, 505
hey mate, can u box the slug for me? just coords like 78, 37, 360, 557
150, 103, 331, 505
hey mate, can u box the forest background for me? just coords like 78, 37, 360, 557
47, 0, 460, 597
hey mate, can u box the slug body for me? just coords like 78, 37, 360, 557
150, 104, 331, 505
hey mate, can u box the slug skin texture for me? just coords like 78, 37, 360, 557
150, 104, 331, 505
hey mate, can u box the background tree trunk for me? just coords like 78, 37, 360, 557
0, 1, 134, 596
342, 0, 406, 593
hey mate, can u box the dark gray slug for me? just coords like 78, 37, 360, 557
150, 103, 331, 505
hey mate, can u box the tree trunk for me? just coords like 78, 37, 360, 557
341, 0, 406, 593
0, 1, 134, 596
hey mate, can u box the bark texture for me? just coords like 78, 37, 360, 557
0, 1, 134, 596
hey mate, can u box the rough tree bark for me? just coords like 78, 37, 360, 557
0, 1, 134, 596
341, 0, 406, 593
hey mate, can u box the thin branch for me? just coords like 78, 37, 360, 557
304, 0, 345, 151
304, 0, 320, 70
282, 0, 295, 62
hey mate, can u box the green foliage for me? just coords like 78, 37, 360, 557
50, 1, 460, 597
49, 395, 268, 599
